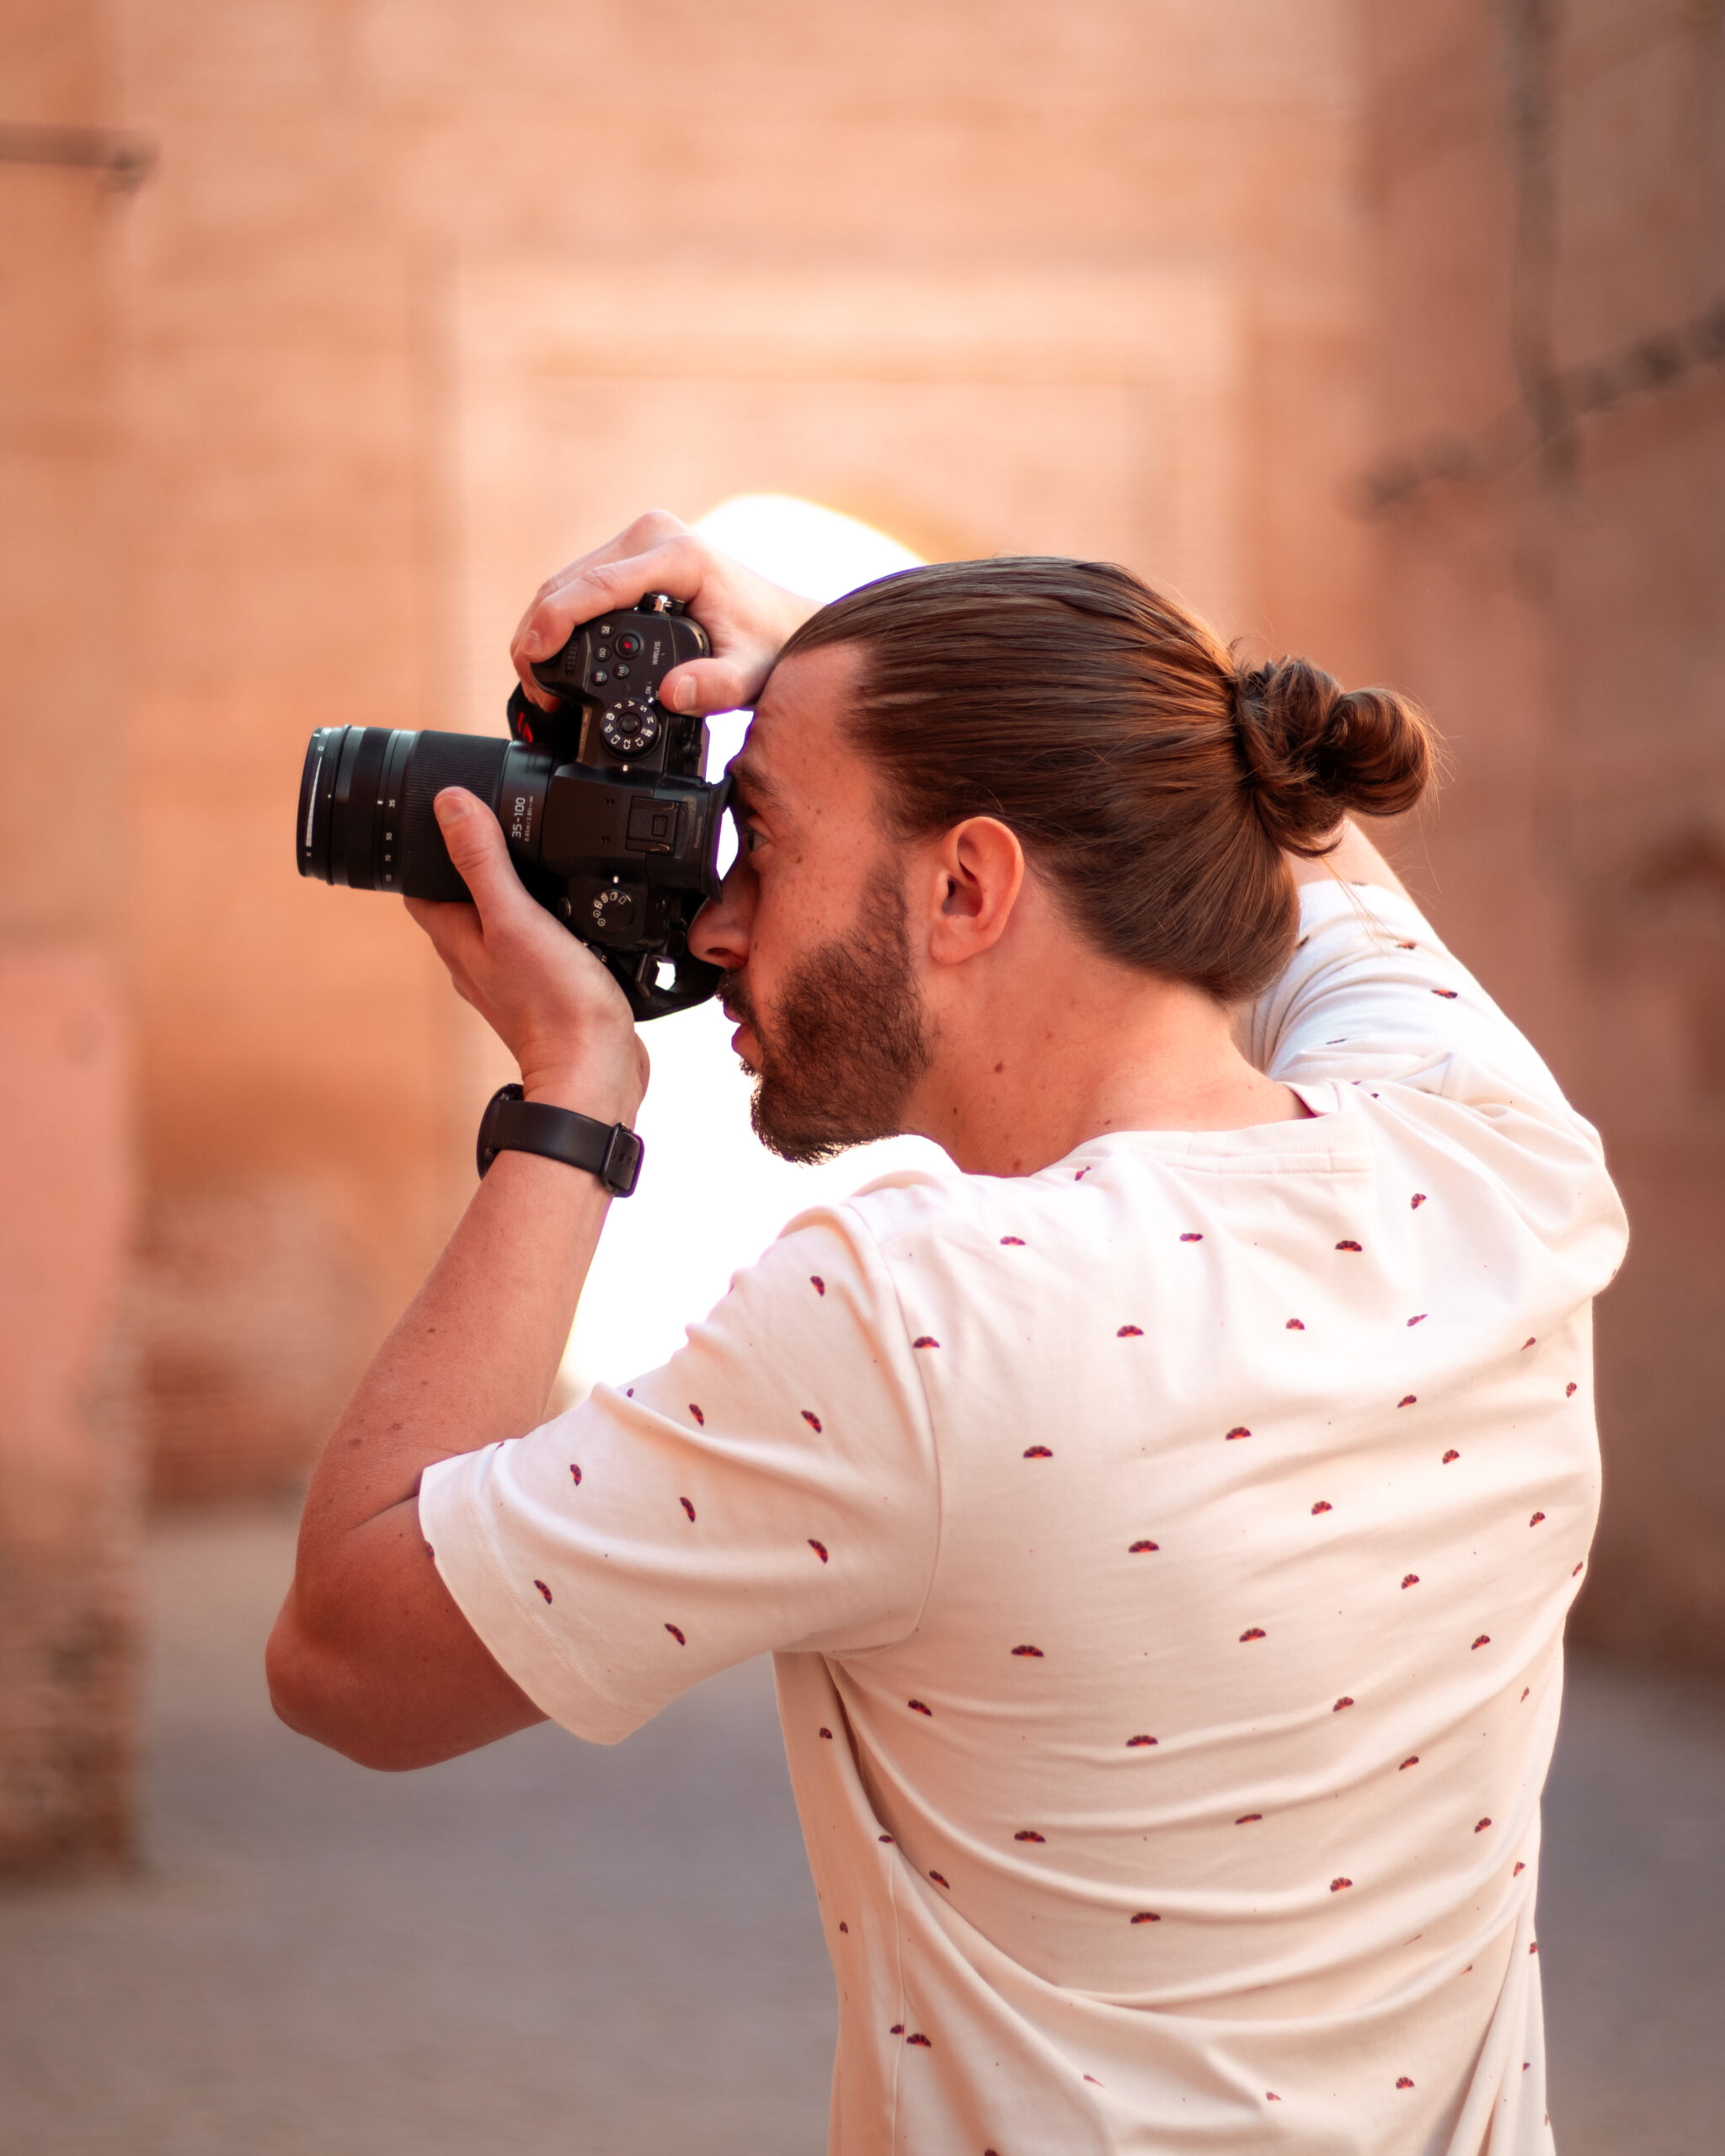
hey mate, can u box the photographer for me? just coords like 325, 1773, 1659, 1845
269, 511, 1626, 2153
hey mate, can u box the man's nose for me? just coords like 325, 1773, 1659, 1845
688, 859, 754, 974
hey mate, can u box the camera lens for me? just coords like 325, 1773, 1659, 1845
297, 726, 526, 901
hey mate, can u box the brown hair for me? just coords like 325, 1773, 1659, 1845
778, 558, 1434, 1001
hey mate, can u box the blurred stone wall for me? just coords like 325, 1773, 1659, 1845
0, 3, 139, 1865
1359, 0, 1725, 1666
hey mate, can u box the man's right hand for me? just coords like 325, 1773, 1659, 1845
510, 510, 820, 717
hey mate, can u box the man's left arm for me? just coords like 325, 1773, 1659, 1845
265, 790, 648, 1770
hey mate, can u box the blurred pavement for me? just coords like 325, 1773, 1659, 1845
1, 1505, 1719, 2155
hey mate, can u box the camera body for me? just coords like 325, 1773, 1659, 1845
296, 595, 734, 1020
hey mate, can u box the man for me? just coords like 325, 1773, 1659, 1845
270, 511, 1626, 2152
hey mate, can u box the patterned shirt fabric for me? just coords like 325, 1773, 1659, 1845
420, 878, 1628, 2155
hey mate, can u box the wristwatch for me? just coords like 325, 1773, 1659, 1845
475, 1083, 644, 1197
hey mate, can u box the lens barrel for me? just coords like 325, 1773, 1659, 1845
297, 726, 518, 902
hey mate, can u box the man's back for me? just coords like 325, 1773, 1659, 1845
423, 877, 1626, 2152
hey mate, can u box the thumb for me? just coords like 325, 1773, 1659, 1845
661, 651, 775, 718
434, 788, 526, 924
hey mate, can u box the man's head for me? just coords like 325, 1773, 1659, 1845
688, 558, 1432, 1163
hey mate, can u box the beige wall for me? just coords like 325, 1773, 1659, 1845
0, 3, 138, 1866
1361, 0, 1725, 1663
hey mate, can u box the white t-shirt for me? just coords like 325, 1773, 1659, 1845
422, 880, 1627, 2155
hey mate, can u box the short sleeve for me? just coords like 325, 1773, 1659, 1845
1246, 879, 1579, 1119
419, 1202, 940, 1744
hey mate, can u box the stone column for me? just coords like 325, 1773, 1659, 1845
0, 3, 141, 1866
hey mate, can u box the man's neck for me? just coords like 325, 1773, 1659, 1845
905, 946, 1306, 1178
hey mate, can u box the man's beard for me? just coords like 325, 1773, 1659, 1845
721, 864, 932, 1165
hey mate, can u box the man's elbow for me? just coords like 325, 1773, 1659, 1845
264, 1599, 430, 1774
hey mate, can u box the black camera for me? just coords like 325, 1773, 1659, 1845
295, 595, 734, 1019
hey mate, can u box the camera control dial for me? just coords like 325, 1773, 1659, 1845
601, 703, 661, 756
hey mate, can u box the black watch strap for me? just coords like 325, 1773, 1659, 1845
476, 1083, 644, 1197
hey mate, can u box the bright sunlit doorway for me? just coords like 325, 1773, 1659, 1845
559, 498, 946, 1399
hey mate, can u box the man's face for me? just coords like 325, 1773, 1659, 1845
687, 643, 932, 1164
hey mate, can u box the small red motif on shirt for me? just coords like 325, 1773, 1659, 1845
1565, 1381, 1578, 1396
1331, 1877, 1353, 1892
1397, 940, 1417, 950
1402, 1574, 1420, 1588
802, 1536, 830, 1565
819, 1727, 833, 1739
1514, 1860, 1526, 1875
802, 1409, 822, 1432
1023, 1444, 1054, 1458
1523, 1337, 1535, 1348
1126, 1734, 1157, 1747
1179, 1232, 1204, 1242
533, 1579, 553, 1604
1530, 1511, 1546, 1526
1011, 1644, 1044, 1657
838, 1920, 847, 1931
912, 1336, 939, 1349
1117, 1325, 1143, 1337
1336, 1239, 1363, 1251
889, 2022, 903, 2034
688, 1403, 704, 1425
1407, 1313, 1427, 1326
1236, 1813, 1263, 1824
1573, 1561, 1584, 1576
907, 2031, 932, 2047
879, 1835, 894, 1844
1286, 1317, 1306, 1329
1433, 988, 1458, 998
1267, 2090, 1282, 2100
1128, 1538, 1160, 1552
1397, 2077, 1415, 2089
908, 1700, 932, 1716
569, 1464, 582, 1485
1240, 1627, 1267, 1641
1311, 1500, 1333, 1514
810, 1276, 825, 1294
665, 1623, 686, 1644
1226, 1424, 1252, 1440
1130, 1911, 1161, 1923
1411, 1193, 1427, 1208
1530, 1940, 1538, 1954
1475, 1817, 1492, 1832
1001, 1235, 1025, 1246
1397, 1396, 1418, 1407
680, 1496, 696, 1521
929, 1870, 950, 1888
1400, 1756, 1419, 1769
1521, 1687, 1530, 1700
1472, 1635, 1491, 1649
1443, 1449, 1461, 1463
1014, 1829, 1045, 1843
1334, 1695, 1354, 1710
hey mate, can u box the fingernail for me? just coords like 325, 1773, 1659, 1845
434, 789, 470, 823
520, 627, 544, 657
673, 674, 697, 712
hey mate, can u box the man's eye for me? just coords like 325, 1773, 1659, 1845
744, 825, 767, 854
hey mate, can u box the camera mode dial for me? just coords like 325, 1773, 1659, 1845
590, 886, 641, 937
601, 703, 661, 756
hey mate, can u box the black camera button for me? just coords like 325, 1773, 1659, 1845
616, 632, 644, 656
613, 661, 631, 678
592, 668, 610, 684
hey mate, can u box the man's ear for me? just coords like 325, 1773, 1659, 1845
925, 817, 1025, 966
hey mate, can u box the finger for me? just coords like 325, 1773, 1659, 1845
511, 530, 706, 686
431, 790, 537, 933
660, 649, 776, 717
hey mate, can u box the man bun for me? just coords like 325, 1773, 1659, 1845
1233, 659, 1434, 856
